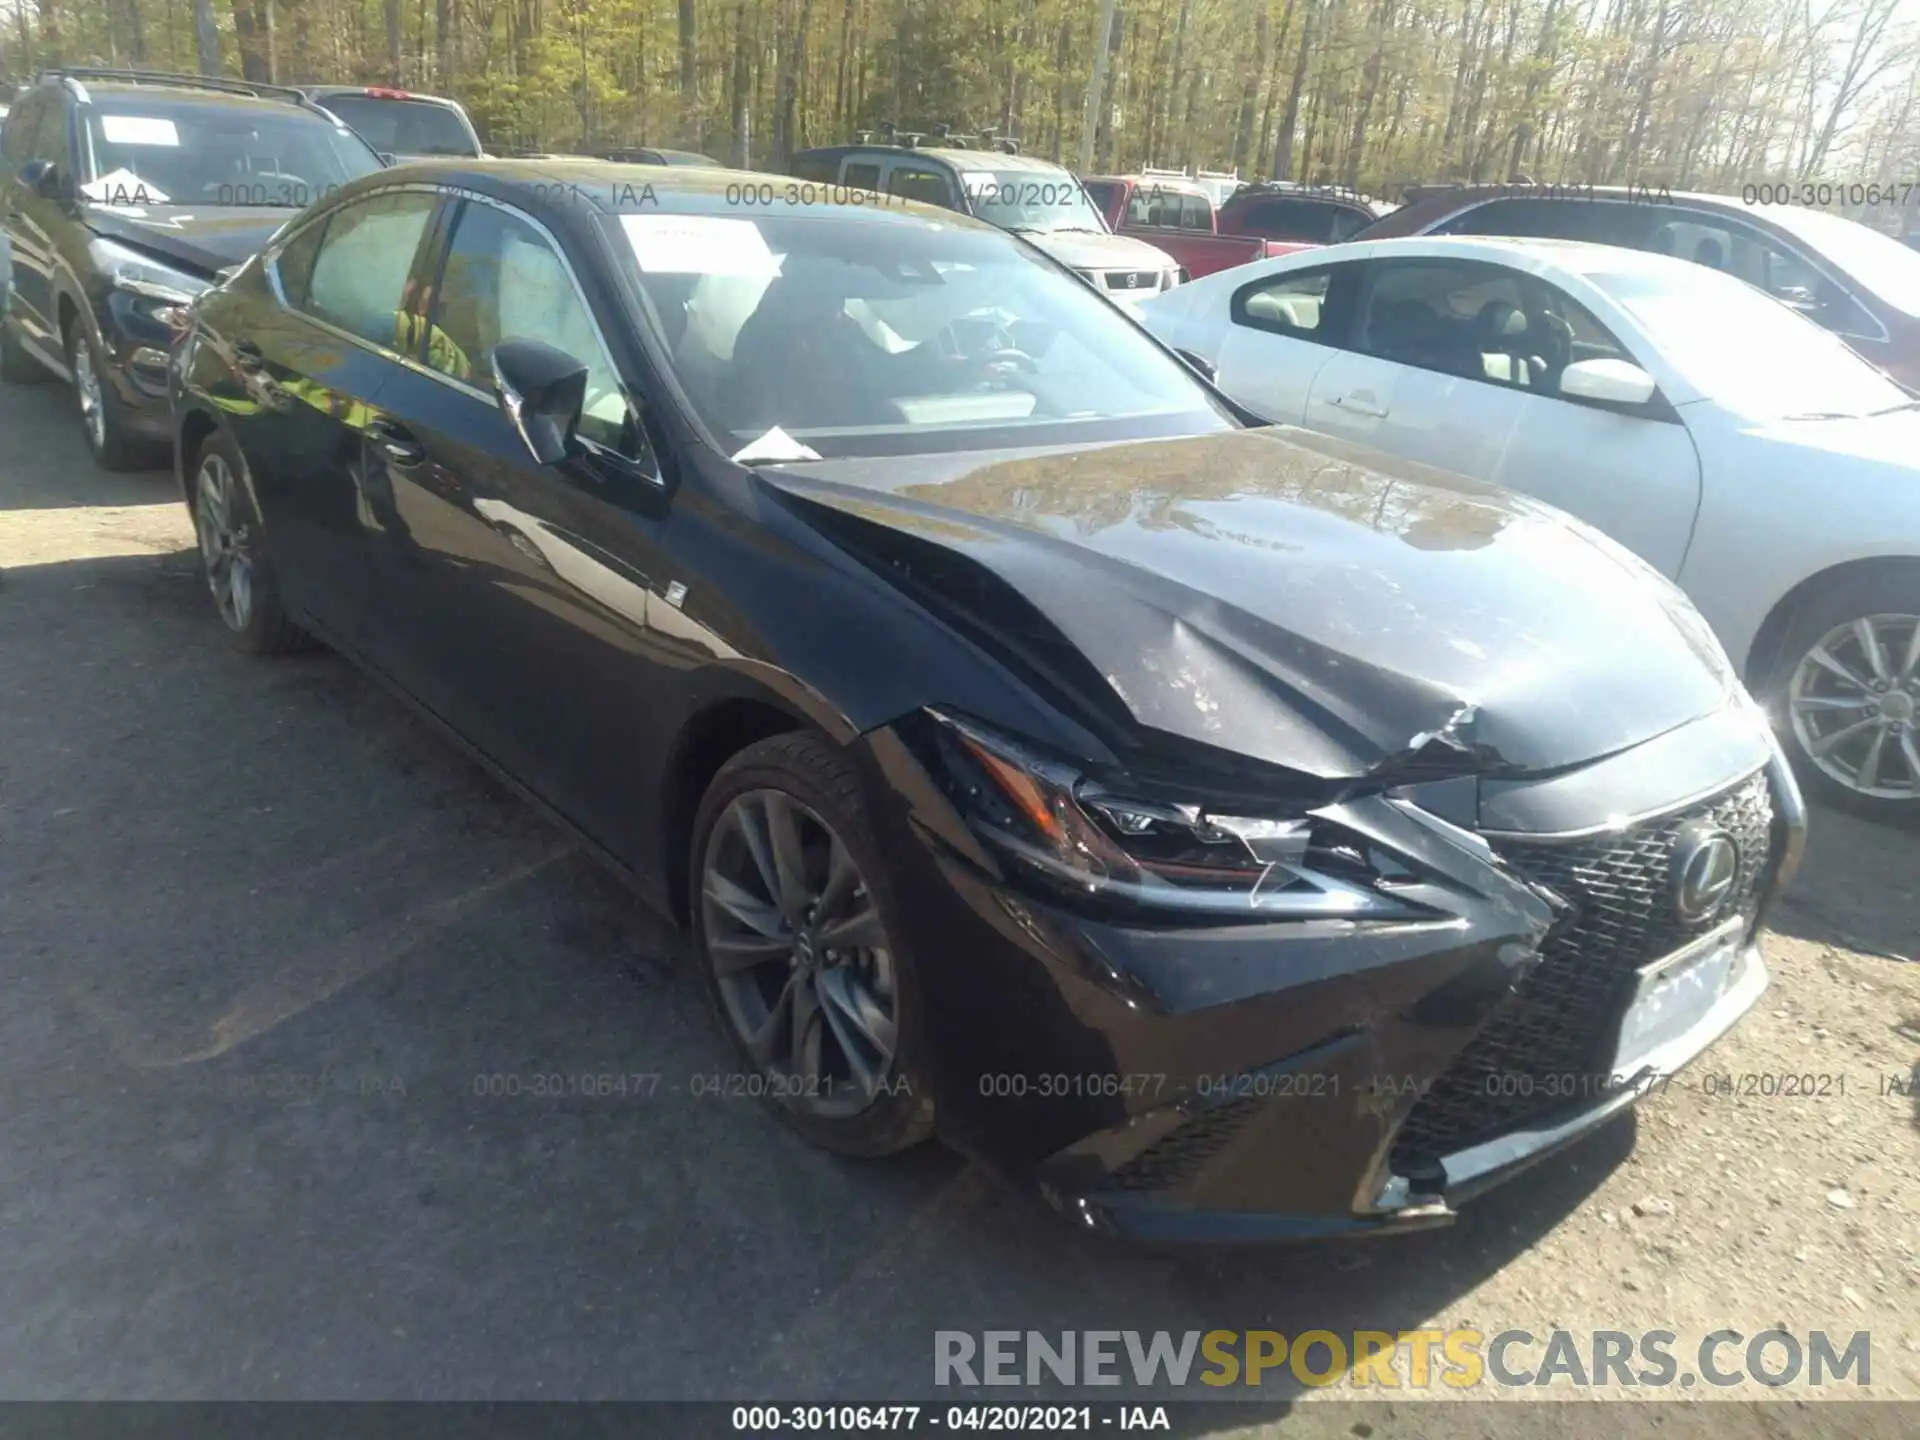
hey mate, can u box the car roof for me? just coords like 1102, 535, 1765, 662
61, 80, 308, 112
365, 158, 998, 232
1087, 174, 1208, 196
795, 145, 1063, 175
1260, 232, 1704, 280
1363, 183, 1749, 238
301, 84, 464, 107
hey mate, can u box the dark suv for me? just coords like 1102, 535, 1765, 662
1, 68, 382, 467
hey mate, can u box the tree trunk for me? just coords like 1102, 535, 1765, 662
729, 0, 752, 166
680, 0, 701, 145
1231, 0, 1270, 173
386, 0, 403, 85
1273, 0, 1316, 180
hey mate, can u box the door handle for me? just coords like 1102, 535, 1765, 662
367, 419, 426, 468
1332, 392, 1389, 418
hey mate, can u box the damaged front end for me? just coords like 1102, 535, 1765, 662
755, 432, 1796, 1238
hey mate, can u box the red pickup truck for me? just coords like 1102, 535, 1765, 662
1082, 175, 1281, 278
1084, 174, 1391, 278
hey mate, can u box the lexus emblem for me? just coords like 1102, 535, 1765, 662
1125, 272, 1140, 288
1671, 823, 1740, 924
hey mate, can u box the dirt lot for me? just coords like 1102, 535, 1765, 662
0, 379, 1915, 1429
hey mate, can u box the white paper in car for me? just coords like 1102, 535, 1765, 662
100, 115, 181, 147
80, 168, 169, 204
731, 426, 822, 463
621, 215, 780, 277
892, 393, 1038, 425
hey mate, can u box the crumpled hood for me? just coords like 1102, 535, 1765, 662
1025, 228, 1177, 273
85, 204, 295, 277
764, 428, 1736, 779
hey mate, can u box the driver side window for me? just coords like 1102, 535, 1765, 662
427, 199, 636, 454
302, 191, 438, 350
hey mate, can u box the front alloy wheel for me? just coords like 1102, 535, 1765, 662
1787, 613, 1920, 802
690, 732, 935, 1156
702, 788, 899, 1117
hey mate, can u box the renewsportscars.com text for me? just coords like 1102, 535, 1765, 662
933, 1328, 1871, 1391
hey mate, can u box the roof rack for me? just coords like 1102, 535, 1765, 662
37, 67, 311, 105
851, 120, 1019, 154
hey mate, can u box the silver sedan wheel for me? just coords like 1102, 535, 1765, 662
701, 789, 898, 1118
72, 337, 106, 452
193, 453, 254, 633
1787, 613, 1920, 800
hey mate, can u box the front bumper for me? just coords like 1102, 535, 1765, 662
858, 703, 1803, 1242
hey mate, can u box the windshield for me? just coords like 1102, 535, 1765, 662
1762, 205, 1920, 317
959, 170, 1109, 235
315, 95, 478, 157
612, 211, 1234, 460
81, 101, 382, 207
1592, 264, 1912, 420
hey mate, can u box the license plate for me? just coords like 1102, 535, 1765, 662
1610, 924, 1741, 1075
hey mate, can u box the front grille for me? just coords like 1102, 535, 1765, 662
1102, 1091, 1266, 1193
1391, 772, 1776, 1169
1102, 269, 1162, 292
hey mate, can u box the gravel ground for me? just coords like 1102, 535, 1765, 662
0, 379, 1914, 1428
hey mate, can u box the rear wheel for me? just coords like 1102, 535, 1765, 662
190, 429, 311, 655
1762, 571, 1920, 821
689, 732, 936, 1157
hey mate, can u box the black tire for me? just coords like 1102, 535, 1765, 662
188, 428, 313, 655
689, 731, 937, 1158
1758, 567, 1920, 822
65, 316, 151, 470
0, 311, 50, 384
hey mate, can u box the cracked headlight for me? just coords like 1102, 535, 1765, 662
924, 709, 1426, 920
91, 237, 209, 331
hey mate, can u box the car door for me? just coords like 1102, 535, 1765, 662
238, 188, 442, 652
1489, 275, 1702, 578
363, 193, 676, 861
1210, 261, 1362, 422
5, 91, 73, 360
1304, 256, 1529, 477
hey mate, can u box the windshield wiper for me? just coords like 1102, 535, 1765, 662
1783, 411, 1862, 420
1867, 399, 1920, 415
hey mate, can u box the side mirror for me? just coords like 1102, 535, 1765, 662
21, 159, 64, 201
492, 338, 588, 466
1174, 347, 1218, 383
378, 152, 398, 167
1559, 357, 1656, 407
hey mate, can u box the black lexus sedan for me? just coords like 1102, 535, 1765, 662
0, 68, 382, 467
170, 160, 1806, 1241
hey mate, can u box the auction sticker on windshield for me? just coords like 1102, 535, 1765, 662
99, 115, 180, 147
620, 214, 779, 277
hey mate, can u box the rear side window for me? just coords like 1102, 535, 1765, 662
1229, 196, 1364, 244
301, 190, 438, 349
1232, 267, 1340, 340
428, 201, 635, 453
1180, 194, 1210, 229
842, 161, 881, 190
887, 164, 953, 208
791, 153, 837, 183
1447, 197, 1654, 249
271, 219, 329, 308
1082, 179, 1121, 215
